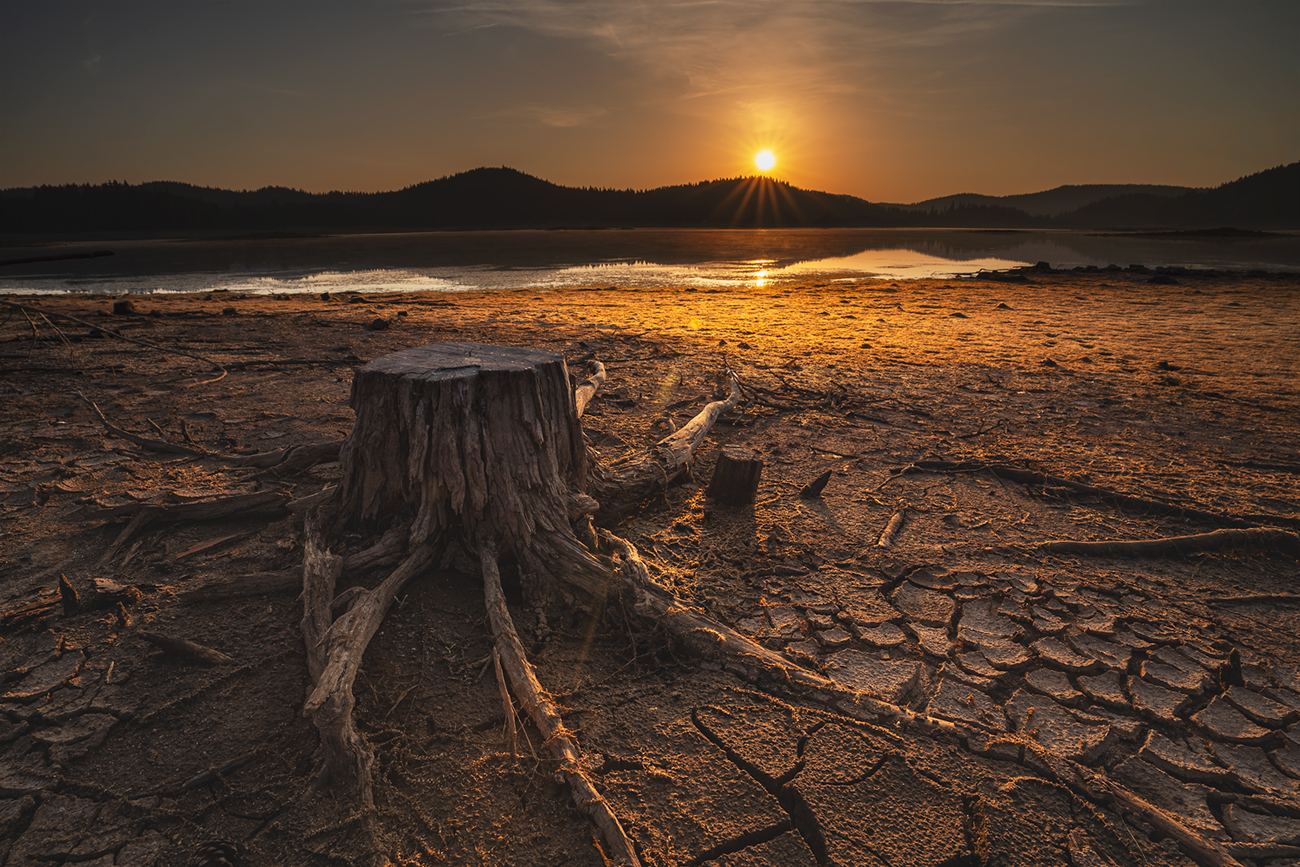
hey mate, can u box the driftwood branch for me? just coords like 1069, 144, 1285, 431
479, 537, 640, 867
1034, 527, 1300, 558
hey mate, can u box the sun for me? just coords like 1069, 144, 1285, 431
754, 150, 776, 172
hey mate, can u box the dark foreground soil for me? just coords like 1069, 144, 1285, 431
2, 270, 1299, 867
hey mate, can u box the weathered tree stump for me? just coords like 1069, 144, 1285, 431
705, 445, 763, 506
334, 342, 610, 606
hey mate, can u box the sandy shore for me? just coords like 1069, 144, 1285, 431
2, 271, 1298, 866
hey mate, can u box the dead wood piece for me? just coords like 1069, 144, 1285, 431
174, 531, 254, 561
479, 539, 640, 867
591, 371, 741, 521
705, 445, 763, 506
59, 574, 81, 616
799, 469, 833, 499
81, 390, 340, 470
138, 631, 235, 665
302, 540, 437, 806
574, 360, 606, 418
1035, 527, 1300, 558
177, 751, 259, 793
895, 460, 1300, 531
0, 596, 58, 630
877, 510, 906, 548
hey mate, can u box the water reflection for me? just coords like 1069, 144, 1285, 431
1, 228, 1296, 295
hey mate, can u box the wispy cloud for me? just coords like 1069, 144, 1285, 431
82, 53, 102, 74
416, 0, 1139, 107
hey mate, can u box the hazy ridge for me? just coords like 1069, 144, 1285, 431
2, 162, 1296, 235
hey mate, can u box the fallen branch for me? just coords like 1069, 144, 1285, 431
1033, 527, 1300, 558
97, 489, 291, 568
479, 537, 640, 867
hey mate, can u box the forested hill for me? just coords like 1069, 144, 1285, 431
2, 162, 1296, 234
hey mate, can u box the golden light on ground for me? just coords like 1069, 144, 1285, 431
754, 150, 776, 172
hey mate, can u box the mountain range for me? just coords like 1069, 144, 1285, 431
2, 162, 1296, 234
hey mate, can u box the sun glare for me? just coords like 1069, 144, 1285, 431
755, 150, 776, 172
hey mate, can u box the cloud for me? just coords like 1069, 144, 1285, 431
82, 53, 101, 74
417, 0, 1139, 107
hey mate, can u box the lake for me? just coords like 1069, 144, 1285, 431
1, 228, 1297, 295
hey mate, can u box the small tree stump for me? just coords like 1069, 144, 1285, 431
335, 343, 609, 606
705, 445, 763, 506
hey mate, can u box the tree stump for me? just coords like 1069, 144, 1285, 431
334, 342, 610, 606
705, 445, 763, 506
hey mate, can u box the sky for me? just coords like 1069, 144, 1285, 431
1, 0, 1296, 203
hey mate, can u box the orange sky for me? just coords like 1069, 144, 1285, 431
1, 0, 1297, 203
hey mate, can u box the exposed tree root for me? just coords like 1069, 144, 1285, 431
180, 526, 406, 605
1033, 527, 1300, 558
97, 489, 291, 568
890, 459, 1300, 530
81, 389, 341, 471
302, 533, 440, 806
479, 537, 641, 867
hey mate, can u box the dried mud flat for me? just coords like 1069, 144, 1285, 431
2, 269, 1299, 867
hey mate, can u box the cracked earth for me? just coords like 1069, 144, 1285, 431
1, 270, 1298, 866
